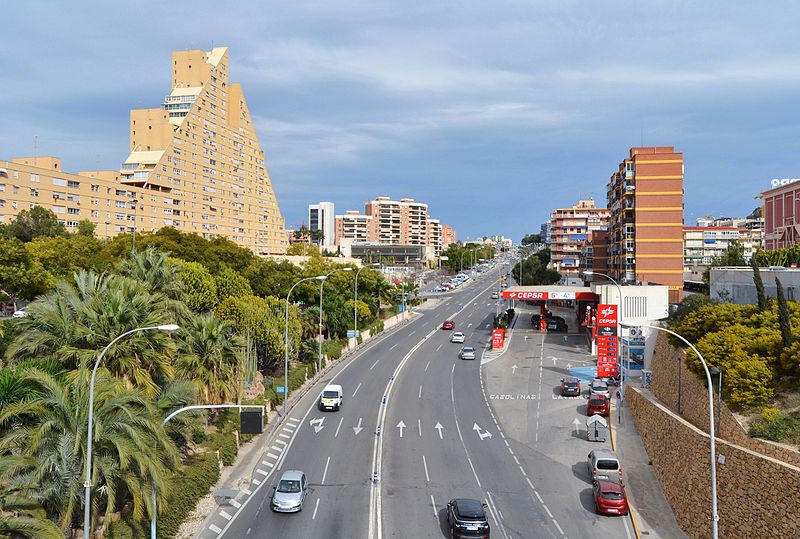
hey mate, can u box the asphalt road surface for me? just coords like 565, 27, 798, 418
201, 261, 634, 539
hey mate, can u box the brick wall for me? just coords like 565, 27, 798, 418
628, 387, 800, 539
649, 331, 800, 468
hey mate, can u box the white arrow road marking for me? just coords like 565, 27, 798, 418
549, 356, 558, 365
567, 363, 572, 369
511, 364, 518, 374
472, 423, 492, 440
468, 323, 473, 328
353, 417, 364, 435
397, 420, 406, 438
434, 422, 444, 439
310, 417, 325, 434
573, 417, 581, 435
485, 323, 491, 328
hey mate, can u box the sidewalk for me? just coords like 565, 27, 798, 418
612, 379, 688, 539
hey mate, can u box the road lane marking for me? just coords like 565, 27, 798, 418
485, 492, 511, 539
370, 359, 380, 370
425, 361, 430, 371
252, 479, 261, 486
220, 510, 233, 521
288, 417, 300, 424
418, 385, 422, 399
312, 497, 321, 520
255, 468, 268, 476
423, 455, 430, 481
430, 494, 437, 518
283, 426, 295, 433
263, 461, 274, 468
409, 331, 415, 336
266, 452, 280, 460
334, 416, 344, 438
242, 489, 252, 495
322, 456, 331, 484
274, 439, 287, 446
209, 524, 222, 533
278, 433, 290, 439
271, 445, 283, 452
553, 520, 565, 536
389, 343, 398, 350
352, 382, 362, 397
436, 344, 442, 352
230, 499, 242, 509
418, 418, 422, 436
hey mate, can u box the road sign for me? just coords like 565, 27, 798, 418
596, 304, 619, 378
347, 330, 360, 338
276, 386, 286, 394
491, 328, 505, 349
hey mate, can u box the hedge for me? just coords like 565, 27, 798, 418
204, 431, 238, 466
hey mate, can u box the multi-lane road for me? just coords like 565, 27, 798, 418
200, 262, 636, 538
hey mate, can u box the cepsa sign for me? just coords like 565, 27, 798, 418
502, 290, 598, 301
596, 304, 619, 378
492, 328, 505, 349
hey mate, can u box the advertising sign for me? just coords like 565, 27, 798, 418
491, 328, 505, 350
596, 304, 619, 378
502, 290, 598, 301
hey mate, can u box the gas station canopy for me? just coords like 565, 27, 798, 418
501, 286, 599, 301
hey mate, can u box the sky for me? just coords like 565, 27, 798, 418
3, 1, 800, 241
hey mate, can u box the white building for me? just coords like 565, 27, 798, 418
308, 201, 335, 249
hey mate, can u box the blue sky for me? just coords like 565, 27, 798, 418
3, 1, 799, 241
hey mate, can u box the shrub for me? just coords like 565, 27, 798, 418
749, 409, 800, 444
322, 339, 346, 360
205, 431, 238, 466
155, 451, 221, 539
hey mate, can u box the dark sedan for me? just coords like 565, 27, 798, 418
560, 377, 581, 396
446, 498, 490, 538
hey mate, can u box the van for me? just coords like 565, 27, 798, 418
587, 449, 623, 482
318, 384, 343, 411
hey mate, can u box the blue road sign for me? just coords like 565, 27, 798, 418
276, 386, 286, 394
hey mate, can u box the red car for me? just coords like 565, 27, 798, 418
587, 394, 609, 416
593, 479, 629, 515
442, 320, 455, 330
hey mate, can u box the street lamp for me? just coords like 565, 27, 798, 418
83, 324, 179, 539
320, 268, 352, 373
620, 321, 719, 539
710, 366, 722, 438
354, 263, 380, 343
284, 275, 326, 416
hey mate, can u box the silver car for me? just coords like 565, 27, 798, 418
459, 346, 476, 360
272, 470, 307, 512
589, 378, 610, 398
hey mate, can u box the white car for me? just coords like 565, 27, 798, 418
459, 347, 476, 360
318, 384, 343, 411
450, 332, 465, 343
11, 310, 27, 318
490, 292, 499, 299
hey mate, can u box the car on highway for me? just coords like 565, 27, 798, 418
587, 394, 609, 416
490, 292, 499, 299
442, 320, 455, 330
318, 384, 343, 411
451, 332, 466, 343
271, 470, 308, 512
445, 498, 491, 538
459, 346, 476, 360
546, 318, 568, 332
560, 377, 581, 396
589, 378, 610, 398
592, 479, 629, 516
500, 282, 508, 289
587, 449, 623, 482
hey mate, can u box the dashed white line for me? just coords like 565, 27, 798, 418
270, 445, 283, 453
423, 455, 430, 482
288, 417, 300, 424
436, 344, 443, 352
553, 519, 565, 536
430, 494, 437, 517
533, 489, 543, 503
322, 456, 331, 484
266, 452, 280, 460
283, 426, 295, 433
230, 499, 242, 509
209, 524, 222, 533
312, 497, 321, 519
389, 343, 399, 350
425, 361, 431, 371
352, 382, 362, 397
255, 468, 268, 476
409, 331, 416, 336
542, 504, 554, 518
370, 359, 380, 370
263, 461, 274, 468
278, 433, 290, 440
220, 510, 233, 521
418, 418, 422, 437
274, 439, 287, 446
252, 478, 261, 485
242, 488, 252, 495
418, 385, 422, 399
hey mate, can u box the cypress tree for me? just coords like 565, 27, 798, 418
776, 276, 792, 348
752, 257, 768, 310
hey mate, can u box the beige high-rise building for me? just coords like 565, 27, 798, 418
0, 47, 287, 254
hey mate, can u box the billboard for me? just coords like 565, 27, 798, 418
502, 290, 598, 301
596, 304, 619, 378
492, 328, 505, 350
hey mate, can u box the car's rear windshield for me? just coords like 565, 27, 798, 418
322, 391, 339, 398
601, 491, 624, 500
277, 479, 301, 493
589, 398, 605, 406
596, 459, 619, 470
565, 380, 578, 386
463, 348, 474, 352
456, 501, 485, 519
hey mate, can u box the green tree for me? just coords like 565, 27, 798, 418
25, 235, 104, 279
0, 237, 53, 310
752, 256, 768, 311
668, 293, 718, 325
0, 369, 178, 533
776, 276, 792, 348
214, 266, 253, 304
76, 219, 96, 238
175, 313, 244, 404
244, 259, 301, 299
0, 463, 64, 539
520, 234, 541, 245
174, 259, 218, 312
2, 206, 67, 243
119, 248, 185, 302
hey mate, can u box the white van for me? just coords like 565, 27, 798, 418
318, 384, 343, 411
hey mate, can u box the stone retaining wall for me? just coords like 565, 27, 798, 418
649, 331, 800, 468
627, 387, 800, 539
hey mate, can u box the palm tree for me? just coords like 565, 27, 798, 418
175, 313, 244, 405
155, 379, 201, 451
6, 271, 178, 397
0, 368, 178, 533
118, 248, 189, 321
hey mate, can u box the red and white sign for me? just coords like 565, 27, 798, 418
596, 304, 619, 378
502, 290, 598, 301
491, 328, 505, 350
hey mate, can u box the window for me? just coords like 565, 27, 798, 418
52, 206, 66, 214
67, 208, 80, 215
29, 173, 39, 182
66, 221, 79, 228
31, 188, 40, 197
0, 184, 4, 192
53, 178, 67, 187
116, 201, 127, 208
91, 184, 99, 192
67, 180, 80, 189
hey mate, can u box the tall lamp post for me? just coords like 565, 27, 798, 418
710, 366, 722, 437
619, 321, 719, 539
354, 263, 380, 343
284, 275, 326, 416
320, 268, 352, 373
83, 324, 180, 539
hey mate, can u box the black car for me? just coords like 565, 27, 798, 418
446, 498, 490, 538
548, 315, 566, 324
531, 314, 542, 327
560, 377, 581, 396
546, 319, 568, 332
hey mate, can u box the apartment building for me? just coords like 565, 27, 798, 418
428, 218, 443, 256
606, 146, 684, 302
335, 210, 374, 243
582, 228, 610, 279
761, 181, 800, 250
548, 199, 609, 274
0, 47, 287, 254
308, 201, 335, 248
442, 224, 457, 247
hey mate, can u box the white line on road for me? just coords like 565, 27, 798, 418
422, 455, 430, 482
485, 492, 511, 539
370, 359, 380, 370
352, 382, 362, 397
425, 360, 431, 371
278, 433, 290, 440
334, 416, 344, 438
435, 343, 442, 352
430, 494, 437, 518
312, 497, 321, 520
274, 439, 287, 446
242, 489, 252, 495
389, 343, 398, 350
209, 524, 222, 534
266, 452, 279, 460
322, 456, 330, 484
553, 519, 565, 536
409, 331, 415, 336
220, 510, 233, 521
533, 489, 543, 503
252, 479, 261, 486
418, 418, 422, 436
288, 417, 300, 424
270, 445, 283, 453
230, 499, 242, 509
418, 385, 422, 399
